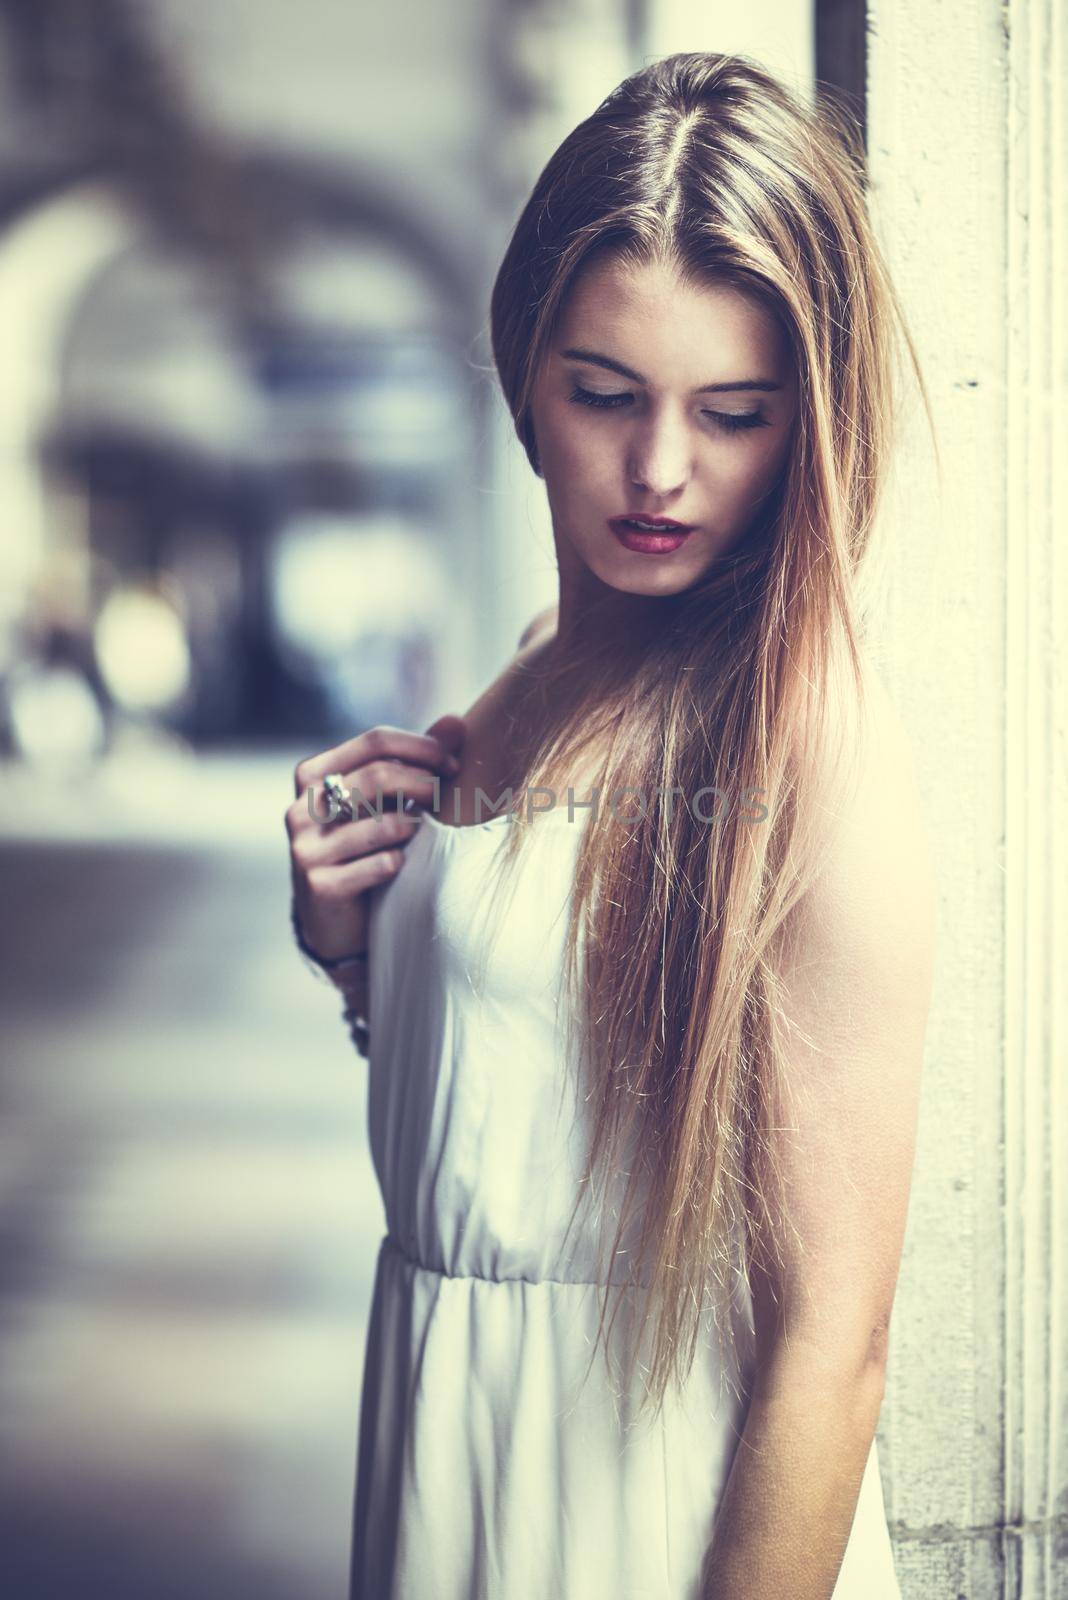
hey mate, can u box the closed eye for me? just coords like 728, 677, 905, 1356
567, 385, 770, 433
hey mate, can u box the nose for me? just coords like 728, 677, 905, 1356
626, 405, 693, 499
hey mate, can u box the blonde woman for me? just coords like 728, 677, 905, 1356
287, 51, 936, 1600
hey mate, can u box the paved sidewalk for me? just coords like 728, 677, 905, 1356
0, 826, 382, 1599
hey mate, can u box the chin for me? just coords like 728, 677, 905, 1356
590, 557, 709, 598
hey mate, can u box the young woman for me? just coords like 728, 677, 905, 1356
286, 51, 937, 1600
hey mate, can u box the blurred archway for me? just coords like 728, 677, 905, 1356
0, 159, 482, 762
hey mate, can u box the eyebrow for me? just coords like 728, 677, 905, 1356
560, 346, 783, 395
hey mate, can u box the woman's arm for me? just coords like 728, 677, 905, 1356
700, 673, 937, 1600
699, 1358, 887, 1600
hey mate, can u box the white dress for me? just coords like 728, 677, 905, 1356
348, 804, 901, 1600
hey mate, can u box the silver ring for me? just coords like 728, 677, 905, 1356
321, 772, 354, 824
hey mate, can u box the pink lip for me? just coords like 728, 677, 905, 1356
609, 515, 695, 555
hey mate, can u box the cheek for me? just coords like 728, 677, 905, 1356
721, 430, 792, 497
541, 410, 610, 490
695, 440, 788, 534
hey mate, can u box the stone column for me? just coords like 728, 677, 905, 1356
866, 2, 1067, 1595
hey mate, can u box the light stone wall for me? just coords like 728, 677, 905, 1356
867, 2, 1067, 1595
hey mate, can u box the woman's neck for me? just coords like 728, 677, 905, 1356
549, 587, 670, 670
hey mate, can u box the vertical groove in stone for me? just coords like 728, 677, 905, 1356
1003, 0, 1067, 1593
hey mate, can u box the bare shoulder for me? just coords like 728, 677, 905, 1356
452, 606, 559, 747
517, 603, 559, 653
782, 653, 938, 1015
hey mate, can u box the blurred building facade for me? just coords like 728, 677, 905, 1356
0, 0, 813, 764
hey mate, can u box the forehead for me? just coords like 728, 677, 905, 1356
554, 253, 792, 381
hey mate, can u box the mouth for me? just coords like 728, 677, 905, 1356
608, 514, 696, 554
610, 514, 695, 532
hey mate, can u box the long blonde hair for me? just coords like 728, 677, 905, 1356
485, 51, 930, 1421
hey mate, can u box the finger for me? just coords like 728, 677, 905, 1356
295, 851, 400, 958
292, 807, 420, 871
347, 758, 452, 817
424, 713, 465, 758
308, 849, 409, 903
288, 760, 444, 838
294, 724, 462, 798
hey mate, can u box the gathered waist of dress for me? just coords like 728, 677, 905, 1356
378, 1231, 650, 1291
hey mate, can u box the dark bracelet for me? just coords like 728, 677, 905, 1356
290, 896, 369, 974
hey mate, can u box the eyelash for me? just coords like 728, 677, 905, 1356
567, 384, 771, 432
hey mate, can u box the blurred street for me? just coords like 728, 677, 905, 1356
0, 750, 384, 1600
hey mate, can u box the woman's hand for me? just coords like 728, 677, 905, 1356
286, 713, 465, 964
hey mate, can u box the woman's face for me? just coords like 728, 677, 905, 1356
528, 253, 799, 601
